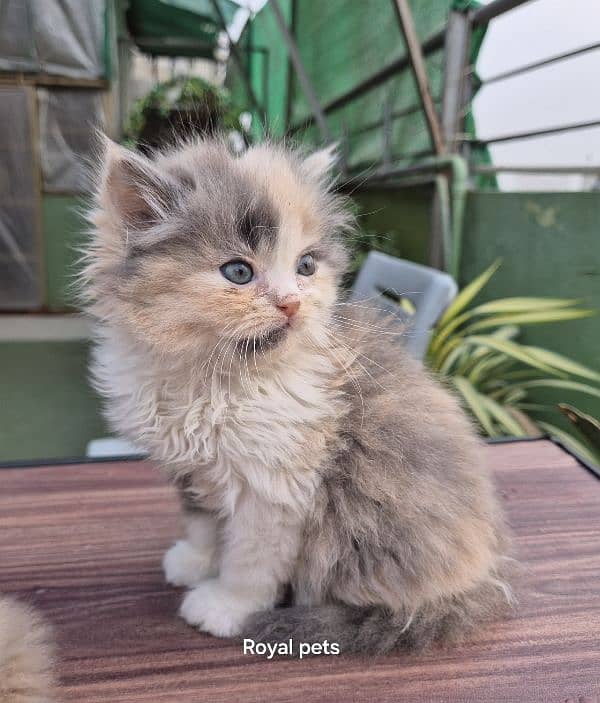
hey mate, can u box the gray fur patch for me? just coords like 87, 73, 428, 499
245, 566, 516, 654
118, 146, 279, 261
237, 196, 278, 252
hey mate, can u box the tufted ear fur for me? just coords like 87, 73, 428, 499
100, 137, 180, 230
302, 142, 339, 183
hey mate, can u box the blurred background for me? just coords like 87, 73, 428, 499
0, 0, 599, 465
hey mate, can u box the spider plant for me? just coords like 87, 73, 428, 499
425, 260, 600, 464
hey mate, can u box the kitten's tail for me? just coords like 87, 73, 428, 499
244, 578, 515, 655
0, 594, 55, 702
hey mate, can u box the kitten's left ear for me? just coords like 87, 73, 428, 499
302, 142, 339, 182
99, 137, 180, 230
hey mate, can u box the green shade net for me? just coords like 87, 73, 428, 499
232, 0, 487, 174
127, 0, 238, 58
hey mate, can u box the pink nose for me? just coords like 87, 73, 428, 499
277, 298, 301, 319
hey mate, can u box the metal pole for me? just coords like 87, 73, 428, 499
342, 155, 469, 279
472, 118, 600, 146
270, 0, 332, 143
431, 10, 472, 270
382, 92, 394, 167
482, 41, 600, 85
392, 0, 445, 155
441, 11, 471, 153
473, 165, 600, 175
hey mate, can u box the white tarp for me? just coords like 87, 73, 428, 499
38, 88, 105, 193
0, 0, 105, 79
0, 87, 41, 309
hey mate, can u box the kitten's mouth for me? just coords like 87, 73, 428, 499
237, 324, 288, 354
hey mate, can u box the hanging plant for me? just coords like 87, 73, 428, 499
123, 76, 250, 154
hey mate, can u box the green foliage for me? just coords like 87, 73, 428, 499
426, 260, 600, 464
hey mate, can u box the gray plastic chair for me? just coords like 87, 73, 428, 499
350, 251, 457, 359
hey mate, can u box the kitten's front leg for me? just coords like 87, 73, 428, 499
179, 493, 303, 638
163, 511, 219, 587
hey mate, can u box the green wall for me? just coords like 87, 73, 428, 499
0, 196, 103, 464
43, 195, 88, 310
460, 191, 600, 420
350, 185, 433, 275
0, 342, 108, 463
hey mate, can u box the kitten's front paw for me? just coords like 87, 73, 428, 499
163, 540, 216, 587
179, 579, 258, 638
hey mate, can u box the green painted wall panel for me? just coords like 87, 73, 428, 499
350, 186, 433, 274
460, 191, 600, 420
0, 342, 107, 463
43, 195, 88, 311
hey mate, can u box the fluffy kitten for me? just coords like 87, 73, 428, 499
82, 136, 513, 653
0, 595, 54, 703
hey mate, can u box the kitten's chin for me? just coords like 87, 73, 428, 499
238, 324, 289, 355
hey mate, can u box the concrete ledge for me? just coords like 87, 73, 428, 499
0, 315, 91, 341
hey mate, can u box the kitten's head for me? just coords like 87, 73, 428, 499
85, 138, 352, 362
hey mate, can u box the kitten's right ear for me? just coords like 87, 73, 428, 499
99, 136, 179, 229
302, 142, 339, 182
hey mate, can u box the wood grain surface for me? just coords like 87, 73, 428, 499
1, 440, 599, 702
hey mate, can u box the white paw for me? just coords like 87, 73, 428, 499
179, 579, 258, 638
162, 540, 216, 587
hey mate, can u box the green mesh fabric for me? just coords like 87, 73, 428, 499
232, 0, 485, 173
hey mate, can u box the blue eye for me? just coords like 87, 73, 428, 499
220, 260, 254, 284
297, 253, 316, 276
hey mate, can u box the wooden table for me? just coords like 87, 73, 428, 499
1, 440, 599, 702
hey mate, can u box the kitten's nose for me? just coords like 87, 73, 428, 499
277, 298, 301, 319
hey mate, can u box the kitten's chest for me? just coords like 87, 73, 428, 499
95, 333, 340, 510
183, 375, 337, 513
140, 364, 337, 509
199, 371, 335, 469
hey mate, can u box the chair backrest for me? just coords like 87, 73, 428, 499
350, 250, 457, 359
